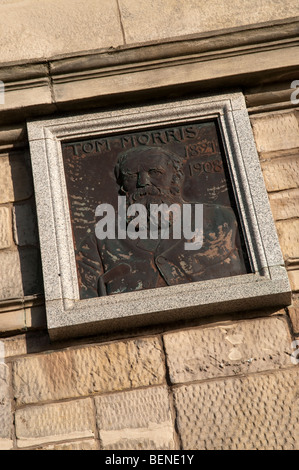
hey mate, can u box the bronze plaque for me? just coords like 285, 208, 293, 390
62, 120, 251, 299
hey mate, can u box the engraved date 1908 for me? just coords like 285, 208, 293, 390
188, 159, 223, 176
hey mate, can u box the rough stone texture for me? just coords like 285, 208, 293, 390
0, 154, 33, 204
2, 330, 50, 358
0, 206, 12, 249
119, 0, 299, 44
95, 386, 176, 450
13, 201, 38, 246
0, 246, 43, 300
0, 0, 123, 63
174, 368, 299, 450
0, 156, 15, 204
288, 270, 299, 292
251, 111, 299, 153
288, 299, 299, 334
269, 189, 299, 220
0, 157, 13, 204
12, 337, 165, 405
261, 154, 299, 192
0, 250, 23, 300
15, 398, 95, 448
275, 219, 299, 263
164, 317, 292, 384
0, 362, 13, 450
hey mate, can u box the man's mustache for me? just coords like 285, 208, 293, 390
129, 185, 162, 202
126, 186, 181, 209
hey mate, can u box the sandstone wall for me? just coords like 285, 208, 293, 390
0, 0, 298, 451
0, 108, 297, 450
1, 0, 299, 63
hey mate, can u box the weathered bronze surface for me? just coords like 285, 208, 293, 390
62, 121, 251, 299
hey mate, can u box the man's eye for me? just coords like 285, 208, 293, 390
149, 169, 163, 175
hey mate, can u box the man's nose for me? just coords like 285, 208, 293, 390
137, 171, 151, 187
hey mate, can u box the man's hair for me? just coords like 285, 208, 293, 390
114, 146, 185, 193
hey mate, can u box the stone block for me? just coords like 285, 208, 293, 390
251, 111, 299, 153
0, 310, 25, 333
0, 154, 33, 204
0, 66, 54, 126
0, 157, 14, 204
0, 362, 13, 450
0, 250, 23, 300
1, 333, 28, 357
0, 306, 46, 335
288, 270, 299, 292
174, 368, 299, 450
261, 154, 299, 192
15, 398, 95, 448
0, 0, 123, 63
13, 201, 38, 246
0, 206, 12, 249
12, 337, 165, 405
163, 317, 292, 384
10, 154, 34, 202
0, 125, 27, 152
119, 0, 299, 44
2, 330, 49, 358
275, 219, 299, 263
288, 299, 299, 334
269, 188, 299, 220
95, 386, 176, 450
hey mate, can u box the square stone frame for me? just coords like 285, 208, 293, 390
27, 92, 291, 340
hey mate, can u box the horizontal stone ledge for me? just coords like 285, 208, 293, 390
0, 63, 49, 83
0, 18, 298, 127
245, 83, 298, 110
0, 125, 28, 152
0, 295, 45, 335
51, 48, 299, 100
0, 305, 46, 335
46, 269, 291, 341
0, 16, 297, 71
0, 294, 44, 314
48, 17, 299, 74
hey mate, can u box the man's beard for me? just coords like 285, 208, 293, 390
127, 185, 181, 209
125, 185, 182, 234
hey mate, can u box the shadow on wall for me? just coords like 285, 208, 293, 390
9, 150, 44, 298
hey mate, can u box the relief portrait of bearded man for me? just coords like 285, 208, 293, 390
76, 146, 248, 298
